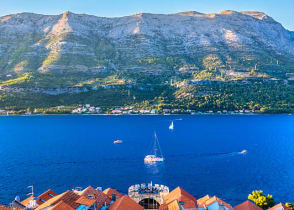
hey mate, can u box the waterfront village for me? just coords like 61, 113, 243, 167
107, 107, 260, 115
0, 183, 291, 210
0, 105, 261, 116
0, 104, 262, 116
72, 104, 262, 115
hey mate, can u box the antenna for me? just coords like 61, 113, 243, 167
27, 185, 34, 197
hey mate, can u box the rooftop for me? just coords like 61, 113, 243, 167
163, 186, 197, 207
35, 191, 80, 210
197, 195, 232, 210
109, 195, 143, 210
270, 203, 291, 210
234, 200, 263, 210
0, 184, 290, 210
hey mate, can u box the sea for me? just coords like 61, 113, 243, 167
0, 115, 294, 205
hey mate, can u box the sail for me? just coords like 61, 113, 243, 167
153, 132, 164, 158
169, 121, 174, 130
144, 132, 164, 163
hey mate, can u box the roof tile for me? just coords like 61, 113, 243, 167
51, 201, 75, 210
197, 195, 232, 210
38, 189, 58, 204
162, 187, 197, 209
0, 205, 24, 210
270, 203, 291, 210
20, 195, 33, 206
80, 186, 108, 209
36, 191, 80, 210
234, 200, 263, 210
76, 196, 96, 206
159, 200, 180, 210
109, 195, 143, 210
103, 188, 123, 205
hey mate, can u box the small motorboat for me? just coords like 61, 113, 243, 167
239, 149, 247, 154
113, 140, 123, 144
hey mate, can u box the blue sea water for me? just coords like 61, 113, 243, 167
0, 115, 294, 205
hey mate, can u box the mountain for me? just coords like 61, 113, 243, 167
0, 11, 294, 113
0, 10, 294, 75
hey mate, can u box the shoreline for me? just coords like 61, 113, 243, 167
0, 113, 293, 117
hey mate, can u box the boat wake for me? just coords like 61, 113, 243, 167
167, 150, 247, 159
144, 160, 165, 175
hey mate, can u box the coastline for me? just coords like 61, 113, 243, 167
0, 113, 293, 117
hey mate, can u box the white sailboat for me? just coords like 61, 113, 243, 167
169, 121, 174, 130
144, 132, 164, 163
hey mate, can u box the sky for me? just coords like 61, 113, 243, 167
0, 0, 293, 30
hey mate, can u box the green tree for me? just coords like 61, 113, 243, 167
286, 203, 294, 210
26, 107, 32, 113
248, 190, 275, 209
260, 107, 268, 113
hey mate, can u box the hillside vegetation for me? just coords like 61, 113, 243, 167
0, 11, 294, 113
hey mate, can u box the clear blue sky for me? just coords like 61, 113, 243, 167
0, 0, 293, 30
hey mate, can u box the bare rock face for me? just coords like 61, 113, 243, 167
0, 10, 294, 74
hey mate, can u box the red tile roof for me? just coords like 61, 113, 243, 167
0, 205, 24, 210
80, 186, 108, 209
76, 196, 96, 207
20, 195, 33, 206
36, 191, 80, 210
197, 195, 232, 210
103, 188, 123, 204
38, 189, 58, 204
109, 195, 143, 210
234, 200, 263, 210
0, 206, 9, 210
51, 201, 75, 210
270, 203, 290, 210
160, 199, 196, 210
159, 200, 180, 210
162, 187, 197, 209
0, 205, 9, 210
20, 190, 58, 207
197, 195, 211, 204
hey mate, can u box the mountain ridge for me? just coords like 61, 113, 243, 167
1, 10, 294, 112
0, 10, 279, 21
1, 10, 294, 77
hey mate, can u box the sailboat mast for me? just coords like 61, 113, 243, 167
154, 132, 157, 156
154, 132, 163, 158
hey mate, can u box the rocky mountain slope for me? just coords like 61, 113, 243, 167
0, 10, 294, 76
1, 11, 294, 113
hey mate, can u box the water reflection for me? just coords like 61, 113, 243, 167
144, 162, 165, 176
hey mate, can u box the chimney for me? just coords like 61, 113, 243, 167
179, 201, 185, 210
111, 193, 117, 201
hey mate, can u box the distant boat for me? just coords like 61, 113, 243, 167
113, 140, 123, 144
144, 132, 164, 164
239, 150, 247, 154
169, 121, 174, 130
